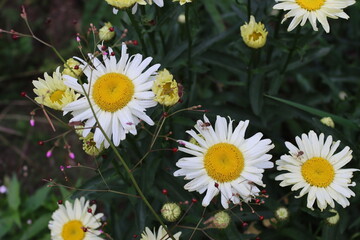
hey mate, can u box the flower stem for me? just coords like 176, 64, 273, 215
126, 10, 148, 56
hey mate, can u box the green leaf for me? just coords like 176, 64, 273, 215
6, 175, 20, 211
24, 185, 50, 215
249, 75, 264, 115
266, 95, 359, 129
20, 213, 52, 240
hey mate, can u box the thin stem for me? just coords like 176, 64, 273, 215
185, 4, 192, 81
126, 10, 148, 56
281, 27, 301, 74
247, 0, 251, 20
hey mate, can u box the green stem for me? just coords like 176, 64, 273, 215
281, 27, 301, 74
247, 0, 251, 20
185, 4, 192, 80
126, 10, 148, 56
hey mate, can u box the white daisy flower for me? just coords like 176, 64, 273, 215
174, 115, 274, 209
48, 197, 104, 240
273, 0, 356, 33
63, 43, 160, 148
275, 130, 359, 211
140, 226, 181, 240
131, 0, 164, 14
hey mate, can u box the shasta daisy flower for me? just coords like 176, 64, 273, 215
275, 130, 358, 211
140, 226, 181, 240
273, 0, 356, 33
174, 115, 274, 209
32, 67, 79, 111
48, 197, 104, 240
63, 44, 160, 148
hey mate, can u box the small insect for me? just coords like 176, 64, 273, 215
295, 151, 304, 158
199, 122, 211, 129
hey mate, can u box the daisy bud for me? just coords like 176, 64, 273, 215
80, 132, 104, 156
240, 15, 268, 49
62, 58, 82, 78
99, 22, 115, 41
338, 91, 347, 101
161, 202, 181, 222
320, 117, 335, 128
178, 14, 186, 24
274, 207, 289, 221
213, 211, 231, 229
325, 209, 340, 225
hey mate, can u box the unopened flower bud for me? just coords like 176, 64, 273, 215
161, 202, 181, 222
325, 209, 339, 225
178, 14, 186, 24
240, 15, 268, 49
62, 58, 82, 78
274, 207, 289, 221
99, 22, 115, 41
213, 211, 231, 229
320, 117, 335, 128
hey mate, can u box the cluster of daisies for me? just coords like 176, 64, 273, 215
30, 0, 359, 239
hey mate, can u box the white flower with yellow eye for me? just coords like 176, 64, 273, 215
273, 0, 355, 33
63, 43, 160, 148
276, 131, 358, 211
48, 197, 104, 240
174, 115, 274, 209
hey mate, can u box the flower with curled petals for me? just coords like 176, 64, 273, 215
275, 130, 358, 211
174, 115, 274, 209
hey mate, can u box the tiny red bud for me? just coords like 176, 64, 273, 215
109, 27, 114, 32
133, 234, 138, 238
38, 141, 44, 146
101, 45, 107, 51
149, 20, 156, 25
261, 189, 267, 194
172, 148, 178, 153
255, 199, 261, 204
82, 227, 88, 232
58, 200, 63, 205
255, 237, 261, 240
162, 189, 168, 195
90, 200, 97, 205
214, 183, 219, 188
20, 91, 27, 97
259, 216, 264, 221
133, 40, 138, 46
74, 65, 79, 70
12, 34, 19, 40
162, 112, 168, 117
242, 222, 248, 227
191, 198, 198, 203
111, 52, 115, 56
87, 208, 92, 213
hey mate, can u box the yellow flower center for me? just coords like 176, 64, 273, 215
50, 90, 65, 103
301, 157, 335, 187
296, 0, 326, 11
161, 82, 176, 96
92, 73, 134, 112
61, 220, 85, 240
249, 31, 263, 41
204, 143, 244, 183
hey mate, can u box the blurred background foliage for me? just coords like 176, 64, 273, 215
1, 0, 360, 239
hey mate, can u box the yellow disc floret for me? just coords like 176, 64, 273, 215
33, 67, 79, 111
92, 73, 134, 112
50, 90, 65, 103
301, 157, 335, 187
61, 220, 85, 240
296, 0, 326, 11
204, 143, 244, 183
240, 15, 268, 49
